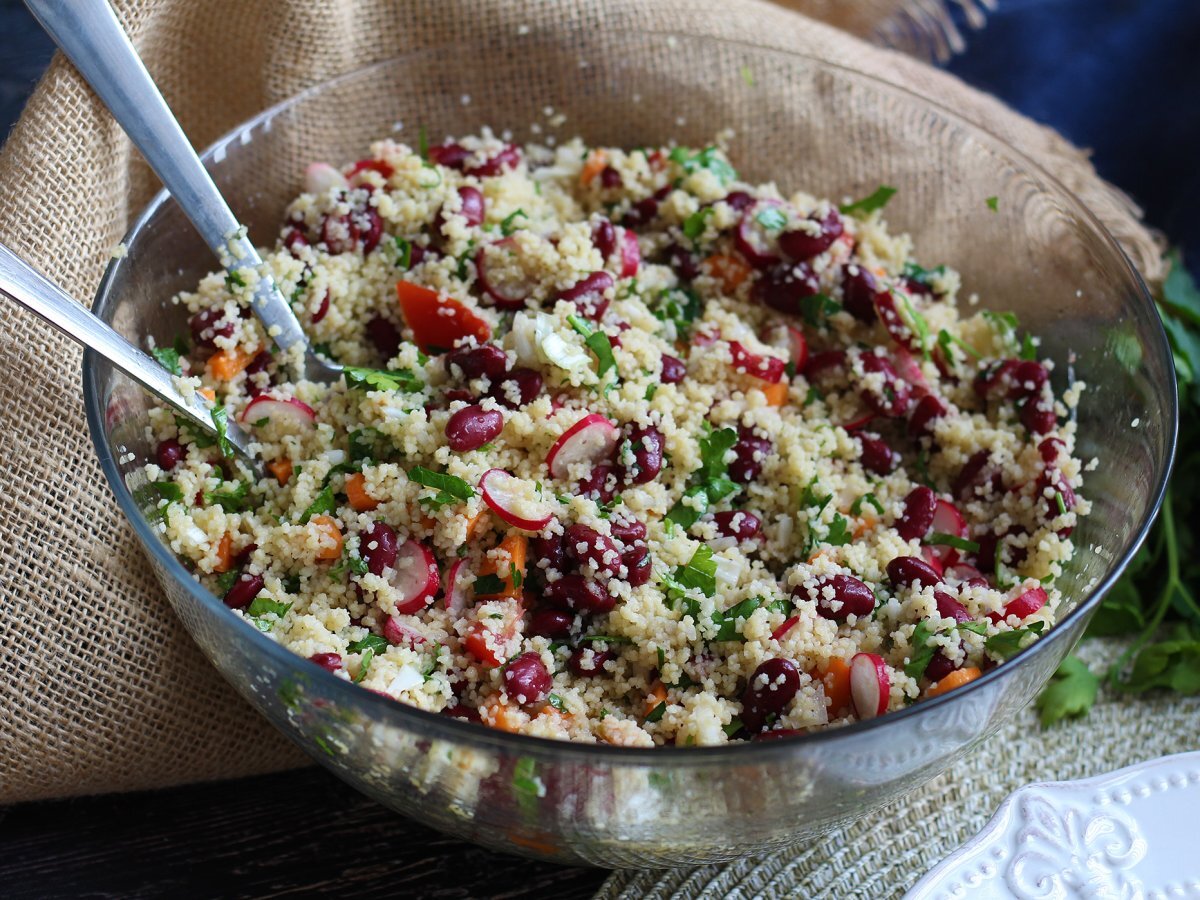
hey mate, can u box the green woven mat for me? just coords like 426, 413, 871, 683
595, 639, 1200, 899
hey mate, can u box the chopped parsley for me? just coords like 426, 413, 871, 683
800, 293, 842, 329
754, 206, 788, 232
567, 314, 617, 378
246, 596, 291, 632
851, 492, 885, 516
348, 427, 388, 462
211, 403, 235, 459
682, 207, 715, 241
671, 545, 718, 597
473, 573, 506, 596
652, 286, 704, 341
203, 479, 252, 513
645, 701, 667, 723
348, 634, 388, 655
578, 634, 634, 644
408, 466, 475, 509
343, 365, 423, 394
353, 648, 375, 683
547, 693, 567, 712
394, 236, 413, 270
151, 346, 182, 375
936, 328, 982, 370
897, 292, 932, 359
667, 145, 738, 185
824, 514, 852, 547
665, 426, 739, 529
839, 185, 897, 216
330, 553, 369, 579
904, 621, 937, 679
1055, 491, 1068, 516
985, 621, 1046, 659
986, 195, 999, 212
710, 596, 786, 642
500, 209, 528, 236
722, 719, 743, 738
214, 570, 240, 595
299, 484, 336, 524
924, 532, 981, 553
902, 261, 947, 289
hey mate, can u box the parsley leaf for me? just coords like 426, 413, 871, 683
204, 480, 252, 513
682, 207, 715, 241
348, 634, 388, 655
904, 621, 937, 679
851, 492, 885, 516
299, 484, 336, 524
985, 195, 999, 212
567, 314, 617, 378
394, 236, 413, 270
664, 427, 739, 529
985, 621, 1046, 659
343, 366, 423, 393
645, 701, 667, 723
500, 209, 528, 236
800, 293, 842, 329
755, 206, 788, 232
151, 346, 182, 375
672, 545, 718, 598
473, 573, 505, 596
247, 596, 291, 619
1035, 655, 1100, 726
408, 466, 475, 508
668, 145, 737, 185
924, 532, 980, 553
211, 403, 235, 459
839, 185, 896, 216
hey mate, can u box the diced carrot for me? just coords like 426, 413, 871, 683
206, 346, 258, 381
927, 666, 982, 698
465, 508, 491, 541
345, 472, 379, 511
476, 533, 528, 599
418, 512, 436, 530
703, 253, 752, 294
267, 459, 293, 485
480, 694, 525, 732
464, 622, 504, 667
760, 381, 789, 406
821, 658, 852, 715
309, 514, 344, 561
580, 149, 609, 185
853, 515, 878, 539
198, 387, 216, 402
396, 280, 490, 353
213, 533, 234, 573
644, 681, 668, 718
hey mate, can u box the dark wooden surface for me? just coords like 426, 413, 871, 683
0, 767, 610, 899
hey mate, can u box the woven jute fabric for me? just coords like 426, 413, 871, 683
0, 0, 1164, 807
596, 638, 1200, 898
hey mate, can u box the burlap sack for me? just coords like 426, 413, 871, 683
0, 0, 1164, 806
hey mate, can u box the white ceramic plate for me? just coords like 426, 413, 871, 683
905, 751, 1200, 899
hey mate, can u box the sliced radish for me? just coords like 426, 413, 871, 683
771, 615, 800, 642
618, 227, 640, 277
304, 162, 348, 195
989, 585, 1047, 624
840, 411, 876, 432
735, 199, 788, 268
785, 326, 808, 373
239, 395, 316, 430
920, 546, 946, 578
476, 238, 539, 310
873, 291, 924, 355
728, 341, 785, 383
444, 558, 472, 616
927, 499, 969, 565
944, 563, 987, 588
546, 414, 620, 480
479, 468, 555, 530
891, 347, 931, 398
389, 540, 439, 614
691, 328, 720, 348
383, 616, 427, 646
850, 652, 890, 719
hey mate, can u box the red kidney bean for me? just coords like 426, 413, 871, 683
796, 574, 875, 620
569, 647, 615, 677
620, 425, 664, 485
779, 209, 843, 261
529, 534, 566, 582
564, 524, 623, 578
428, 142, 472, 170
660, 354, 686, 384
1021, 395, 1057, 435
457, 186, 485, 226
311, 291, 330, 324
622, 196, 659, 228
1038, 436, 1067, 465
713, 510, 762, 540
223, 572, 264, 609
953, 450, 1002, 501
528, 608, 574, 639
924, 647, 961, 683
666, 244, 700, 281
189, 308, 233, 349
309, 652, 343, 673
466, 144, 521, 177
319, 213, 359, 254
804, 349, 847, 383
555, 271, 614, 320
156, 438, 184, 471
576, 462, 616, 504
486, 367, 543, 409
859, 353, 912, 418
503, 652, 552, 705
622, 546, 652, 586
443, 703, 482, 722
859, 433, 899, 475
599, 166, 623, 189
609, 518, 647, 546
357, 207, 383, 253
730, 425, 772, 484
741, 658, 801, 732
1010, 360, 1048, 398
445, 404, 504, 452
897, 486, 937, 541
934, 590, 973, 623
446, 343, 509, 380
973, 359, 1020, 400
366, 315, 402, 359
973, 526, 1028, 572
234, 542, 258, 567
591, 218, 617, 260
283, 228, 310, 257
753, 262, 821, 314
887, 555, 943, 590
1037, 470, 1077, 538
723, 190, 755, 212
543, 575, 615, 614
361, 522, 398, 576
908, 393, 947, 438
841, 264, 882, 324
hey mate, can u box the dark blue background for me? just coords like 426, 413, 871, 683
2, 0, 1196, 277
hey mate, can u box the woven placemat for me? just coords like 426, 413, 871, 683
596, 639, 1199, 898
0, 0, 1166, 805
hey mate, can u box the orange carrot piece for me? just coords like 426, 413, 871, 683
206, 346, 258, 381
927, 667, 982, 698
852, 515, 878, 539
644, 681, 668, 718
464, 622, 504, 667
267, 459, 293, 485
822, 658, 852, 715
703, 253, 752, 294
465, 508, 491, 541
309, 514, 344, 561
580, 149, 609, 185
213, 533, 235, 573
760, 381, 788, 406
476, 533, 528, 599
345, 472, 379, 511
198, 387, 216, 402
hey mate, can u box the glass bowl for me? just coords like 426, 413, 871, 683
82, 32, 1175, 868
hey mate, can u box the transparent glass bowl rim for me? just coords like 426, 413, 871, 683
82, 32, 1178, 766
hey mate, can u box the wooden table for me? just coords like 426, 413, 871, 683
0, 767, 610, 898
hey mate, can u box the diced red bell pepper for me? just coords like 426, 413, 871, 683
396, 280, 491, 353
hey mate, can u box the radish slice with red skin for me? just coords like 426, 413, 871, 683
735, 199, 788, 268
444, 558, 472, 616
928, 499, 969, 565
618, 228, 640, 277
989, 585, 1048, 624
891, 346, 931, 397
785, 326, 808, 373
304, 162, 348, 195
728, 341, 786, 383
479, 468, 555, 531
840, 411, 876, 432
239, 395, 316, 429
476, 238, 539, 310
771, 615, 800, 642
944, 562, 987, 588
383, 616, 427, 646
850, 652, 890, 719
873, 291, 924, 354
389, 540, 439, 615
546, 414, 620, 480
920, 546, 946, 578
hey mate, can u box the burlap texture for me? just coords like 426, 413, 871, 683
0, 0, 1164, 807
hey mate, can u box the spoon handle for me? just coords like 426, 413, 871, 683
24, 0, 338, 380
0, 243, 258, 468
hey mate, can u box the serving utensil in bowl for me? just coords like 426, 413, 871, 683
81, 33, 1176, 867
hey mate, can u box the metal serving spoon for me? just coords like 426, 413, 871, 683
0, 244, 260, 471
24, 0, 341, 385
